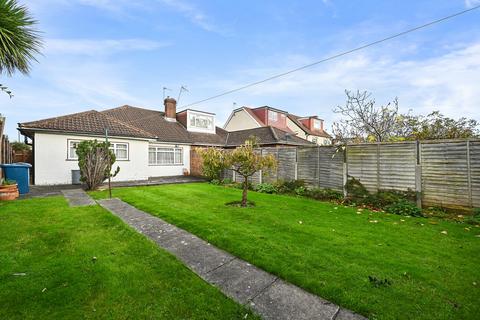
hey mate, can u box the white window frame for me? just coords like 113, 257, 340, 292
149, 146, 183, 166
313, 119, 321, 130
268, 110, 278, 122
189, 113, 214, 129
109, 142, 129, 161
67, 140, 80, 160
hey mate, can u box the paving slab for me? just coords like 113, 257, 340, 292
97, 198, 368, 320
251, 279, 339, 320
61, 189, 96, 207
334, 309, 368, 320
204, 258, 277, 304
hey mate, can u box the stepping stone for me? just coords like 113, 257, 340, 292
61, 189, 95, 207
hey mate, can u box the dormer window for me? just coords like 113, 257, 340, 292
186, 110, 215, 133
268, 110, 278, 122
313, 119, 322, 130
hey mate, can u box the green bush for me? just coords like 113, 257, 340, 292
254, 183, 278, 194
465, 208, 480, 225
209, 179, 222, 185
345, 177, 369, 200
306, 188, 344, 201
385, 199, 423, 217
294, 186, 307, 196
274, 180, 306, 194
222, 178, 233, 184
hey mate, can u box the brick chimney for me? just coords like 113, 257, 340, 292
164, 97, 177, 121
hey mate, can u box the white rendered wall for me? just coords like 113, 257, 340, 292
33, 132, 191, 185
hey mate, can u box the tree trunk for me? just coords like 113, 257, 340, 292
241, 176, 248, 207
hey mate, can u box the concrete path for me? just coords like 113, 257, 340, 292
24, 176, 205, 199
61, 189, 96, 207
98, 198, 367, 320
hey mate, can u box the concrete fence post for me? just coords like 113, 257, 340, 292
294, 147, 298, 180
466, 140, 472, 208
415, 141, 422, 209
343, 145, 348, 198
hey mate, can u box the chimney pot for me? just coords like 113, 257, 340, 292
164, 97, 177, 120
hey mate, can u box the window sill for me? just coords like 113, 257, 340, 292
148, 163, 184, 167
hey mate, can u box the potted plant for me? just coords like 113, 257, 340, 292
0, 179, 19, 201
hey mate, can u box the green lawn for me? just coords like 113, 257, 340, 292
0, 197, 257, 320
92, 183, 480, 320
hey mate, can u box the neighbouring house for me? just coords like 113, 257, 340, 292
223, 106, 332, 145
18, 98, 312, 185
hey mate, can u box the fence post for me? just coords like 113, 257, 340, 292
343, 145, 348, 197
415, 141, 422, 209
294, 147, 298, 180
466, 140, 472, 208
317, 146, 320, 188
376, 143, 380, 192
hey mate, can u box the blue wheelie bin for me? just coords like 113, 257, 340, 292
1, 163, 32, 194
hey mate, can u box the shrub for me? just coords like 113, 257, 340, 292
465, 208, 480, 225
199, 147, 227, 180
209, 179, 222, 185
306, 188, 344, 201
385, 199, 422, 217
294, 186, 307, 196
77, 140, 119, 190
254, 183, 278, 194
345, 177, 369, 200
274, 180, 306, 194
222, 178, 233, 185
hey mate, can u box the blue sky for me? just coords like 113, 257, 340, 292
1, 0, 480, 139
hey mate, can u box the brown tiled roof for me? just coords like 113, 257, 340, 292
226, 126, 313, 147
19, 110, 155, 138
287, 114, 332, 138
102, 105, 191, 143
102, 105, 228, 145
19, 105, 314, 147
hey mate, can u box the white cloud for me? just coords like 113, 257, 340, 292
157, 0, 226, 34
44, 38, 169, 56
182, 41, 480, 131
465, 0, 480, 8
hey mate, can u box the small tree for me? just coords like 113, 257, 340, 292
199, 147, 226, 180
333, 90, 400, 143
224, 137, 276, 207
76, 140, 119, 190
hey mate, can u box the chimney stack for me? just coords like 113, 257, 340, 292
164, 97, 177, 121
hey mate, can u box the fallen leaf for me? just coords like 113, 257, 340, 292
13, 273, 26, 276
42, 288, 47, 292
441, 230, 448, 235
369, 220, 378, 223
298, 221, 303, 224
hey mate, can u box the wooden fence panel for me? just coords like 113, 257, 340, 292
421, 141, 470, 210
297, 146, 318, 187
469, 141, 480, 208
378, 142, 417, 191
261, 147, 279, 183
277, 147, 297, 181
346, 144, 379, 193
318, 147, 344, 191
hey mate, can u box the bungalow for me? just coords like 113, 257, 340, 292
223, 106, 332, 145
18, 98, 312, 185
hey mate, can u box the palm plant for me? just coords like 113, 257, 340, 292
0, 0, 41, 97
